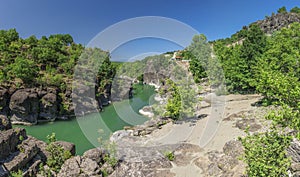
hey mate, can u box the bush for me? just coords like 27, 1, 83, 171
240, 129, 292, 176
45, 133, 72, 173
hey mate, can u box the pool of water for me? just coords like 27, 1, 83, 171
16, 84, 155, 155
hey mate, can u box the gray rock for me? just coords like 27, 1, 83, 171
9, 89, 39, 124
83, 147, 107, 164
0, 128, 27, 159
39, 93, 58, 120
58, 156, 102, 177
3, 136, 39, 172
0, 87, 9, 114
287, 139, 300, 163
223, 140, 244, 159
54, 141, 76, 156
0, 115, 11, 131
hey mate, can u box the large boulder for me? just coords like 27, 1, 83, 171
54, 141, 76, 156
0, 128, 27, 159
58, 156, 102, 177
9, 89, 39, 124
83, 147, 107, 164
39, 93, 58, 121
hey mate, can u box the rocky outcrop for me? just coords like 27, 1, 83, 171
58, 156, 102, 177
0, 115, 11, 131
256, 12, 300, 35
0, 125, 76, 177
287, 139, 300, 176
9, 89, 40, 124
0, 82, 113, 124
196, 140, 246, 177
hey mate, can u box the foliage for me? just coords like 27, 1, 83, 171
45, 133, 72, 173
240, 129, 292, 177
9, 170, 23, 177
277, 6, 287, 14
290, 6, 300, 14
164, 79, 182, 120
187, 34, 210, 83
164, 151, 175, 161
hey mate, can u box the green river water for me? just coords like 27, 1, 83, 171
16, 84, 155, 155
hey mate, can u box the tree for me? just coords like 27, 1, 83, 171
277, 6, 287, 13
187, 34, 211, 83
7, 57, 38, 84
290, 6, 300, 14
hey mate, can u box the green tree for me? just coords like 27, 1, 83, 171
277, 6, 287, 13
187, 34, 211, 83
290, 6, 300, 13
7, 57, 38, 84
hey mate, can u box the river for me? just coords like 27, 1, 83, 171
16, 84, 155, 155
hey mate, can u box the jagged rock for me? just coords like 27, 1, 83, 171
0, 115, 11, 130
223, 140, 244, 159
0, 165, 8, 177
0, 87, 9, 114
3, 136, 39, 172
54, 141, 76, 156
0, 128, 27, 159
9, 89, 39, 124
235, 118, 261, 132
22, 157, 42, 177
39, 93, 58, 121
58, 156, 102, 177
287, 139, 300, 163
83, 147, 107, 164
256, 12, 300, 34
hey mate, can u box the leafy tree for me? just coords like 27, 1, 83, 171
187, 34, 211, 83
290, 6, 300, 14
277, 6, 287, 13
7, 57, 38, 84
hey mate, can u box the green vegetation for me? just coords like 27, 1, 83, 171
0, 29, 116, 114
210, 8, 300, 176
9, 170, 23, 177
164, 79, 182, 120
277, 6, 287, 14
164, 151, 175, 161
45, 133, 72, 173
240, 129, 292, 177
290, 6, 300, 14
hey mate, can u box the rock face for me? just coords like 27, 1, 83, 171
9, 89, 40, 124
58, 156, 102, 177
256, 12, 300, 35
0, 82, 113, 124
0, 124, 77, 177
0, 115, 11, 131
195, 140, 246, 177
287, 139, 300, 176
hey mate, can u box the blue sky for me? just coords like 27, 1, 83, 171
0, 0, 299, 61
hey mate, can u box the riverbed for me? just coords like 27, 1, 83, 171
16, 84, 155, 155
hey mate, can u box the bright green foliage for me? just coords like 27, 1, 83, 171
6, 57, 38, 84
253, 23, 300, 107
240, 129, 292, 177
164, 151, 175, 161
164, 79, 182, 120
214, 24, 266, 92
45, 133, 72, 173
